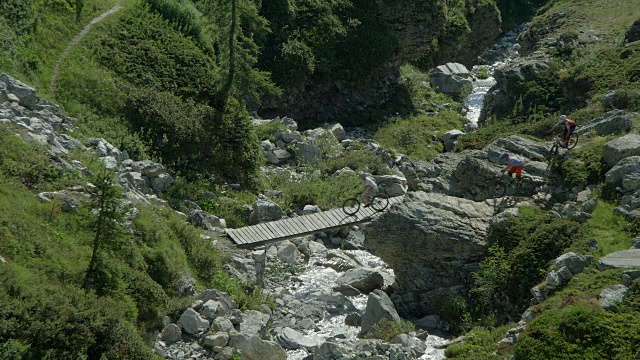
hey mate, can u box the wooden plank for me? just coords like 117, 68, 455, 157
314, 212, 333, 228
287, 217, 306, 235
308, 212, 329, 229
323, 211, 339, 227
297, 215, 317, 232
326, 210, 345, 225
253, 223, 276, 241
248, 225, 269, 243
275, 219, 297, 237
256, 223, 277, 240
245, 226, 262, 243
264, 222, 287, 239
230, 230, 248, 245
226, 230, 240, 244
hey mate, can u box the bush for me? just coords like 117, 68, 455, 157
320, 150, 390, 176
144, 0, 209, 46
363, 318, 415, 341
471, 207, 582, 320
444, 324, 514, 359
254, 120, 287, 141
374, 111, 464, 160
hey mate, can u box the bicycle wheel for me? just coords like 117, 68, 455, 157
342, 198, 360, 216
566, 133, 579, 150
494, 173, 510, 198
547, 142, 559, 161
371, 194, 389, 212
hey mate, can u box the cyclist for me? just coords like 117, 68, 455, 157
550, 114, 576, 148
498, 151, 527, 182
358, 172, 377, 207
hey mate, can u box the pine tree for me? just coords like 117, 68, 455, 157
83, 170, 126, 295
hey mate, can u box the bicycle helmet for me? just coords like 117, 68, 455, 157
499, 151, 509, 160
559, 115, 567, 121
358, 172, 366, 179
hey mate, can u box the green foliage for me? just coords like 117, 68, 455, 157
433, 291, 474, 335
92, 6, 217, 102
455, 116, 554, 151
398, 64, 463, 114
0, 266, 156, 360
263, 170, 360, 211
374, 111, 464, 160
555, 136, 607, 188
516, 304, 640, 359
476, 67, 490, 80
83, 170, 128, 295
144, 0, 210, 47
444, 324, 515, 359
471, 207, 581, 319
363, 318, 415, 341
321, 150, 390, 176
254, 120, 286, 141
0, 125, 61, 189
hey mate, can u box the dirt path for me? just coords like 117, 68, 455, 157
48, 5, 124, 97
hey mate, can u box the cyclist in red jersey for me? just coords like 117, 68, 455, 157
550, 115, 576, 148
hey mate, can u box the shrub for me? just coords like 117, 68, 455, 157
471, 207, 582, 320
320, 150, 390, 176
374, 111, 464, 160
254, 120, 287, 141
363, 318, 415, 341
444, 324, 514, 359
144, 0, 209, 46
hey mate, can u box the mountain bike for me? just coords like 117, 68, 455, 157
494, 171, 522, 198
547, 132, 579, 161
342, 189, 389, 216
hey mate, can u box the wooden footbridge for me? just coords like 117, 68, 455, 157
226, 196, 404, 247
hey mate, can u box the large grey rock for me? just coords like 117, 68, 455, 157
160, 323, 182, 343
228, 332, 286, 360
360, 289, 401, 335
238, 310, 270, 337
212, 318, 234, 332
375, 175, 407, 197
150, 173, 173, 192
625, 19, 640, 43
546, 270, 562, 287
577, 110, 635, 136
599, 284, 628, 312
598, 249, 640, 270
366, 192, 492, 316
249, 195, 285, 225
442, 130, 464, 152
198, 289, 239, 316
37, 190, 90, 213
187, 210, 224, 230
313, 341, 350, 360
275, 327, 319, 350
200, 300, 220, 319
328, 123, 346, 141
621, 270, 640, 286
291, 141, 322, 163
178, 308, 210, 334
0, 73, 37, 109
273, 129, 303, 144
333, 267, 385, 295
603, 134, 640, 167
605, 156, 640, 191
277, 240, 302, 264
556, 252, 592, 275
203, 332, 229, 348
430, 63, 472, 94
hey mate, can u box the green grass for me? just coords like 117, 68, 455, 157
374, 111, 464, 160
567, 201, 633, 257
444, 324, 515, 359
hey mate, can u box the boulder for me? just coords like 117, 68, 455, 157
621, 270, 640, 286
599, 284, 628, 312
238, 310, 270, 337
601, 92, 640, 112
228, 332, 286, 360
273, 129, 303, 144
291, 141, 322, 163
150, 173, 173, 193
178, 308, 210, 334
598, 249, 640, 270
333, 267, 385, 295
328, 123, 347, 141
277, 240, 301, 264
360, 289, 401, 335
365, 191, 492, 316
624, 19, 640, 43
375, 175, 407, 197
313, 341, 350, 360
603, 134, 640, 167
442, 130, 464, 152
0, 73, 37, 109
275, 327, 319, 350
302, 205, 321, 214
249, 195, 285, 225
160, 323, 182, 343
198, 289, 239, 316
212, 318, 234, 332
605, 156, 640, 190
577, 110, 634, 136
556, 252, 592, 275
187, 210, 224, 230
200, 300, 220, 319
203, 332, 229, 348
430, 63, 472, 94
